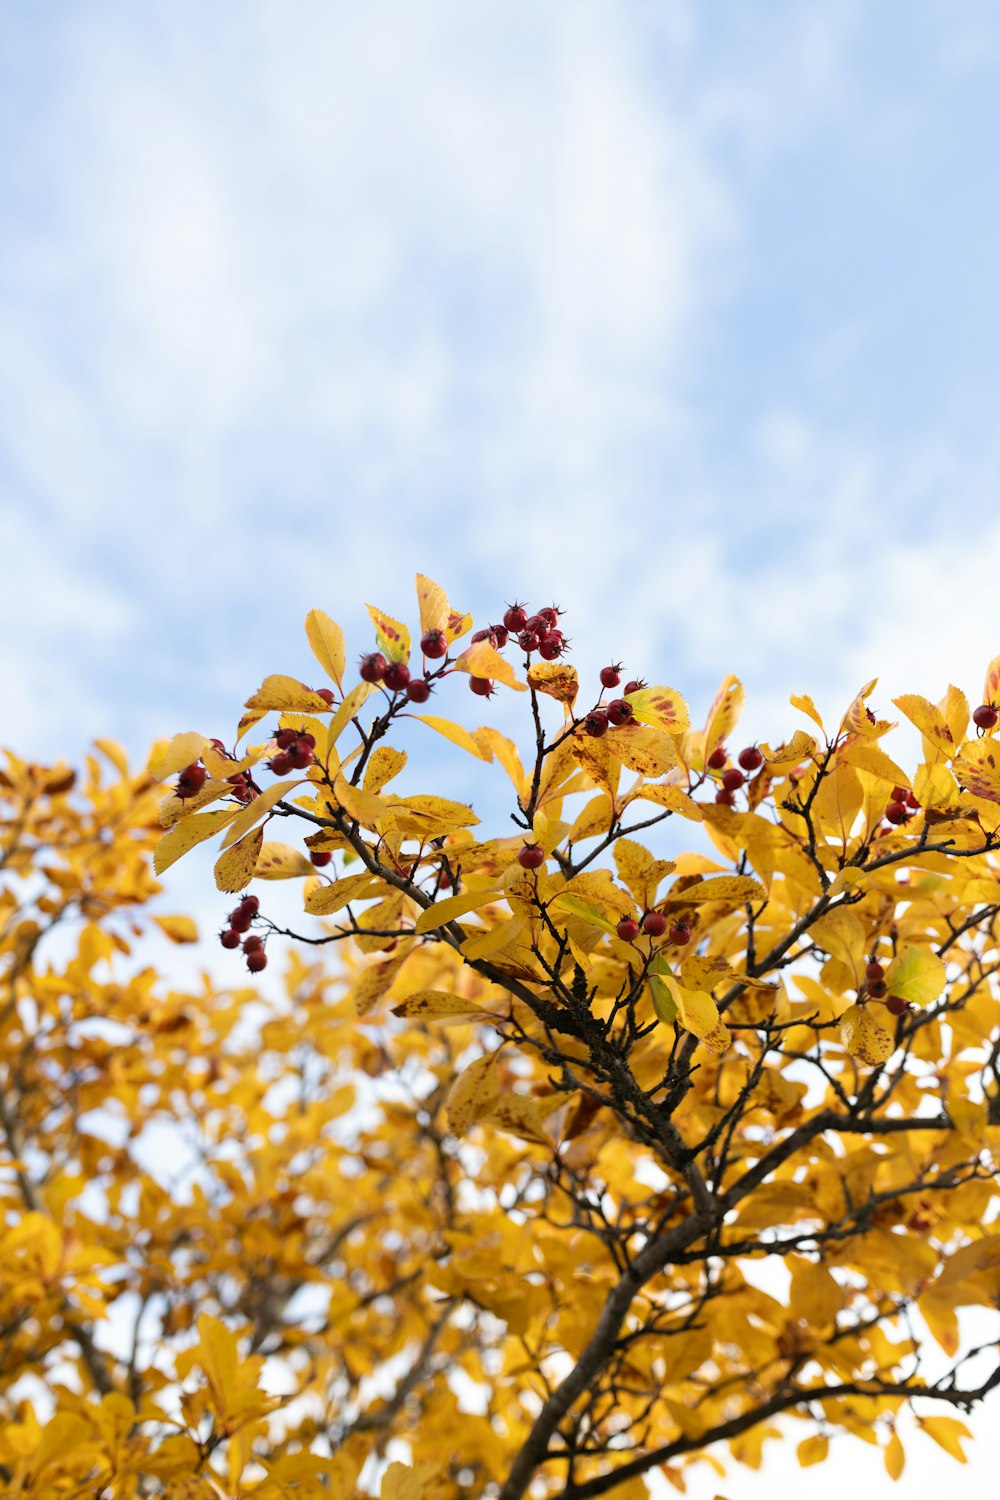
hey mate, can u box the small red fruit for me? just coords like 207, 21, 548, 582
585, 710, 609, 737
240, 895, 260, 916
470, 677, 494, 697
973, 703, 999, 731
518, 843, 546, 870
518, 629, 542, 653
866, 960, 884, 982
600, 663, 623, 689
885, 801, 909, 825
868, 979, 887, 998
616, 917, 640, 942
176, 762, 207, 798
383, 661, 411, 692
406, 678, 432, 703
539, 606, 561, 627
738, 746, 764, 772
905, 790, 920, 810
721, 767, 745, 792
275, 727, 299, 749
220, 929, 240, 949
246, 951, 268, 973
707, 747, 728, 771
421, 629, 448, 659
886, 994, 908, 1016
228, 775, 253, 803
310, 849, 333, 866
641, 911, 668, 937
538, 632, 565, 660
715, 788, 736, 806
287, 741, 314, 770
472, 627, 498, 647
229, 907, 253, 933
623, 679, 646, 695
359, 652, 387, 683
269, 751, 293, 776
668, 922, 691, 945
503, 603, 528, 633
491, 624, 509, 648
316, 687, 336, 706
243, 934, 264, 953
607, 698, 633, 726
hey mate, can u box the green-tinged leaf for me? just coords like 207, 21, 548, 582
366, 603, 410, 663
549, 893, 620, 935
883, 946, 946, 1007
626, 684, 689, 734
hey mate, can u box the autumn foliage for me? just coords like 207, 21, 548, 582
2, 576, 1000, 1497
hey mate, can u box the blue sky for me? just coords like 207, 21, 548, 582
3, 3, 1000, 1490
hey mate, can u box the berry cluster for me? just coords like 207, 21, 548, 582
503, 603, 566, 661
863, 959, 910, 1016
219, 894, 267, 971
582, 664, 645, 738
269, 728, 316, 776
884, 786, 920, 825
616, 913, 691, 945
359, 654, 432, 702
705, 744, 764, 804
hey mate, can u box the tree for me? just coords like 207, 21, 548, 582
2, 577, 1000, 1497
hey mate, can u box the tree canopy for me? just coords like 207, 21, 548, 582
2, 577, 999, 1497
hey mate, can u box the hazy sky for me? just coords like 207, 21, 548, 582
2, 3, 999, 1492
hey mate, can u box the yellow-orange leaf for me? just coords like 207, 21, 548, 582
253, 842, 315, 879
149, 732, 211, 781
214, 828, 265, 893
415, 715, 490, 760
954, 739, 1000, 802
455, 638, 526, 691
366, 604, 410, 663
840, 1004, 893, 1065
917, 1416, 970, 1463
154, 808, 238, 874
884, 1431, 905, 1481
414, 573, 449, 636
304, 609, 346, 690
626, 684, 689, 734
676, 875, 766, 906
305, 873, 384, 915
332, 775, 391, 826
447, 1053, 501, 1136
797, 1435, 828, 1467
704, 674, 744, 755
790, 693, 825, 731
152, 915, 198, 944
983, 653, 1000, 707
759, 730, 817, 774
414, 888, 501, 934
936, 1234, 1000, 1289
527, 660, 579, 706
391, 990, 489, 1021
893, 693, 959, 760
842, 678, 895, 738
244, 675, 333, 714
838, 738, 909, 787
609, 722, 677, 777
220, 778, 304, 850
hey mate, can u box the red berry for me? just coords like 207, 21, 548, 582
585, 710, 609, 738
738, 746, 764, 772
383, 661, 411, 692
240, 895, 260, 916
539, 606, 561, 628
421, 629, 448, 659
891, 785, 908, 803
600, 663, 622, 689
868, 980, 887, 998
228, 774, 253, 803
623, 679, 646, 696
715, 788, 736, 806
298, 732, 316, 749
220, 929, 241, 949
885, 801, 909, 825
905, 791, 920, 810
310, 849, 333, 866
607, 698, 633, 726
707, 747, 727, 771
229, 907, 253, 933
287, 741, 314, 770
885, 994, 908, 1016
406, 678, 432, 704
269, 751, 293, 776
275, 727, 299, 749
668, 922, 691, 945
866, 961, 884, 982
517, 843, 546, 870
176, 762, 207, 798
642, 911, 668, 937
973, 703, 999, 731
518, 629, 541, 653
469, 677, 494, 697
316, 687, 336, 706
721, 767, 745, 792
243, 934, 264, 953
359, 652, 387, 683
616, 918, 640, 942
246, 951, 268, 974
472, 627, 498, 647
538, 632, 564, 660
491, 625, 509, 649
503, 603, 528, 633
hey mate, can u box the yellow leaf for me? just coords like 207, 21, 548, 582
914, 761, 959, 809
480, 1092, 552, 1147
460, 914, 528, 960
214, 828, 265, 893
414, 888, 501, 934
675, 875, 767, 906
626, 684, 689, 734
572, 730, 621, 799
759, 729, 817, 774
628, 781, 704, 820
364, 746, 407, 793
883, 946, 946, 1007
455, 638, 527, 691
332, 775, 391, 826
884, 1431, 905, 1481
550, 893, 620, 935
220, 777, 304, 850
797, 1434, 828, 1467
704, 674, 745, 756
893, 693, 960, 760
149, 732, 211, 781
244, 675, 333, 714
811, 909, 867, 987
414, 574, 471, 643
838, 739, 909, 787
673, 983, 723, 1040
954, 738, 1000, 802
917, 1416, 971, 1463
414, 714, 490, 760
936, 1234, 1000, 1289
527, 661, 579, 706
842, 678, 895, 738
349, 946, 414, 1015
840, 1004, 893, 1065
447, 1052, 501, 1135
790, 693, 825, 731
918, 1287, 960, 1355
983, 653, 1000, 707
327, 681, 376, 748
304, 609, 346, 690
366, 603, 411, 663
152, 915, 198, 944
304, 872, 384, 915
391, 989, 489, 1021
610, 722, 678, 777
253, 842, 315, 879
153, 808, 239, 874
474, 726, 529, 798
